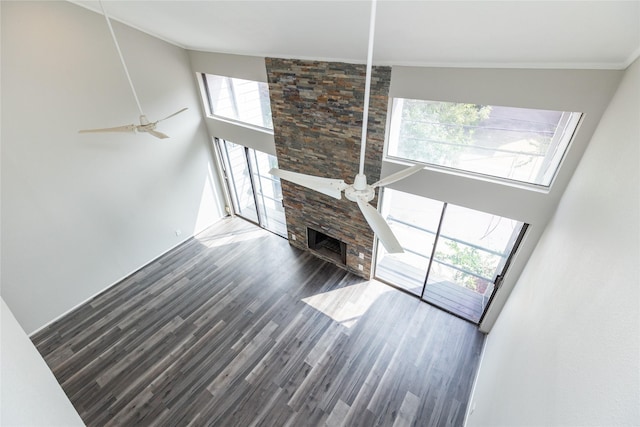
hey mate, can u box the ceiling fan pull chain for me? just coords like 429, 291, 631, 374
357, 0, 377, 177
98, 0, 145, 117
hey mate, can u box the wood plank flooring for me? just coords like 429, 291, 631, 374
32, 218, 485, 427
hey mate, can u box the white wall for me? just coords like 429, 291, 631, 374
466, 58, 639, 426
1, 1, 225, 333
1, 298, 85, 426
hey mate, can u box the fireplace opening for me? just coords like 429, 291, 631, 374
307, 227, 347, 265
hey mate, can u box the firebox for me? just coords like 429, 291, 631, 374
307, 227, 347, 265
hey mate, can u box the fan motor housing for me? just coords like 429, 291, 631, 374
344, 185, 375, 202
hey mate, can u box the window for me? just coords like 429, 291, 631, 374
387, 99, 582, 187
202, 74, 273, 130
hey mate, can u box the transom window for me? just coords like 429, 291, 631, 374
387, 98, 582, 187
201, 73, 273, 130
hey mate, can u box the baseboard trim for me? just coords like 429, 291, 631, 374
462, 335, 489, 426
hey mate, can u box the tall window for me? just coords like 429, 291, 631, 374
202, 74, 273, 130
387, 99, 582, 187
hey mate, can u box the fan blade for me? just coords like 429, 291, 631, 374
79, 124, 136, 134
270, 168, 347, 200
146, 129, 169, 139
372, 164, 424, 188
356, 197, 404, 254
157, 107, 188, 123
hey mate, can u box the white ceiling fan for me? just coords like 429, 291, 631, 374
269, 0, 423, 254
79, 0, 187, 139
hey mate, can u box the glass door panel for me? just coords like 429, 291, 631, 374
219, 140, 259, 223
248, 149, 287, 237
375, 189, 444, 295
427, 205, 523, 323
216, 139, 287, 238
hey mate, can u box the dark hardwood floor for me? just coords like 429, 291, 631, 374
32, 218, 485, 427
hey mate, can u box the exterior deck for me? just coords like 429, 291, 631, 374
376, 256, 485, 323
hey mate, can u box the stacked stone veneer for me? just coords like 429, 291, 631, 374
266, 58, 391, 279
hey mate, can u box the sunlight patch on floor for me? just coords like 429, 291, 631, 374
301, 279, 393, 328
195, 224, 268, 248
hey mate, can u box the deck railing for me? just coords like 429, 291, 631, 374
386, 215, 509, 284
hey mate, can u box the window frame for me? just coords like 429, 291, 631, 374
201, 73, 274, 133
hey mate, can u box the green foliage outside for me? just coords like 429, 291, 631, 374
397, 100, 492, 166
436, 240, 494, 292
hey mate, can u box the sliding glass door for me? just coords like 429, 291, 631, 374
247, 147, 287, 237
375, 191, 444, 294
375, 188, 526, 323
216, 139, 287, 237
219, 139, 260, 223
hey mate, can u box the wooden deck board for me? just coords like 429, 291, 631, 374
376, 257, 485, 322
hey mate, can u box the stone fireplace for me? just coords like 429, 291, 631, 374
266, 58, 391, 279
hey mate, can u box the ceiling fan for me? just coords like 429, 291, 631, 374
79, 0, 187, 139
269, 0, 424, 254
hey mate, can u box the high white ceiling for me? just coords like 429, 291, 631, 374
72, 0, 640, 69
